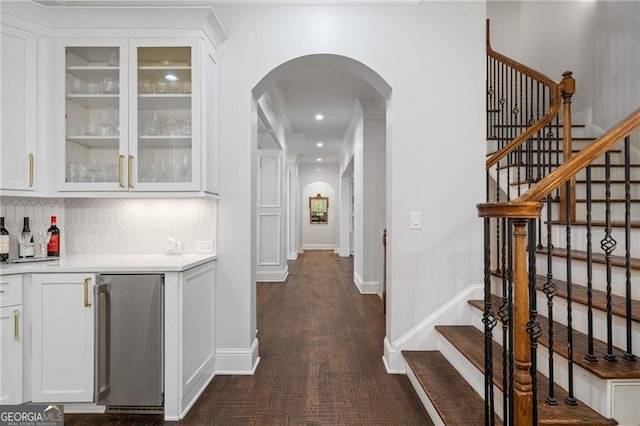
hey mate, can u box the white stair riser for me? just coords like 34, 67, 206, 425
548, 225, 640, 259
535, 291, 640, 357
576, 183, 640, 199
576, 167, 640, 182
470, 305, 623, 418
542, 200, 640, 222
536, 255, 639, 298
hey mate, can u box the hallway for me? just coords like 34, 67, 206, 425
65, 251, 433, 425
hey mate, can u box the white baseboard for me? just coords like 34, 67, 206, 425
287, 252, 298, 260
382, 284, 483, 373
61, 403, 105, 414
302, 244, 335, 250
353, 271, 379, 294
215, 338, 260, 375
256, 265, 288, 282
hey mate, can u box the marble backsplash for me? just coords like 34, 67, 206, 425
0, 196, 217, 257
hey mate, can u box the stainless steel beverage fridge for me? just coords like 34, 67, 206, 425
95, 274, 164, 413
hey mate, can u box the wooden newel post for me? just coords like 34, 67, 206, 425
559, 71, 576, 222
512, 218, 534, 425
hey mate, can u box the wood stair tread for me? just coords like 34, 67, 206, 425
469, 297, 640, 379
402, 350, 501, 425
435, 325, 617, 425
492, 270, 640, 323
535, 246, 640, 270
486, 148, 621, 158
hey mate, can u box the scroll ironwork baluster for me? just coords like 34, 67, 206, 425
527, 219, 542, 424
601, 151, 617, 362
499, 216, 510, 423
544, 195, 558, 404
483, 215, 497, 426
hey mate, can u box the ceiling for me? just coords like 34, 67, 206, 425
259, 65, 382, 168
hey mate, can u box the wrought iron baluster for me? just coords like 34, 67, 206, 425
544, 195, 559, 403
565, 179, 578, 405
585, 165, 597, 362
499, 216, 510, 424
527, 219, 542, 424
623, 136, 637, 362
483, 215, 497, 426
602, 151, 617, 362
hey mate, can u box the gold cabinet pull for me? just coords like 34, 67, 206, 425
84, 277, 92, 307
14, 310, 19, 340
128, 155, 134, 189
29, 153, 34, 187
118, 154, 125, 188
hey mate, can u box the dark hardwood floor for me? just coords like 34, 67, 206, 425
65, 251, 433, 425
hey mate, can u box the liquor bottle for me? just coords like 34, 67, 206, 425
0, 217, 9, 262
47, 216, 60, 257
20, 217, 34, 258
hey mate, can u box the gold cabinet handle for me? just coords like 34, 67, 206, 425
14, 309, 19, 340
29, 153, 34, 187
84, 277, 92, 307
128, 155, 134, 189
118, 154, 125, 188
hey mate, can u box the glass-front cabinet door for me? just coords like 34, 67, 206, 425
58, 39, 201, 192
130, 40, 200, 191
61, 42, 128, 191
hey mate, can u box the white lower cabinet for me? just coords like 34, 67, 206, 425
0, 294, 23, 404
0, 274, 23, 405
31, 273, 95, 403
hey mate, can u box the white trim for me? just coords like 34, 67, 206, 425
257, 213, 281, 266
287, 251, 298, 260
256, 265, 289, 282
382, 285, 483, 372
215, 338, 260, 375
302, 244, 335, 250
60, 403, 105, 414
353, 271, 378, 294
258, 155, 282, 208
172, 370, 215, 421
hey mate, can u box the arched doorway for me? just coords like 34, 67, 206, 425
251, 52, 391, 350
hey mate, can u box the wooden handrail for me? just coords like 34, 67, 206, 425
485, 19, 573, 171
479, 107, 640, 218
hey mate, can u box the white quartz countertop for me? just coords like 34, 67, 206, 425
0, 254, 216, 275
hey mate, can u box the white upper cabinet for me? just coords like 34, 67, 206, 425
57, 39, 205, 193
1, 24, 37, 192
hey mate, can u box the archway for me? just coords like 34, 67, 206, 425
251, 52, 391, 345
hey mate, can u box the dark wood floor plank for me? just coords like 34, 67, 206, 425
436, 325, 617, 425
64, 251, 433, 425
403, 350, 503, 425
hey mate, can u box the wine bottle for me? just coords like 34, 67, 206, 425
47, 215, 60, 257
20, 217, 34, 258
0, 217, 9, 262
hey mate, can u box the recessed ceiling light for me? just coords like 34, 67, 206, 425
315, 114, 324, 121
164, 73, 179, 82
316, 158, 322, 162
317, 142, 323, 147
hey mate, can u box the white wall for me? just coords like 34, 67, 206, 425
215, 2, 486, 372
487, 1, 640, 132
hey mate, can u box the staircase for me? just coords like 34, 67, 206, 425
401, 22, 640, 425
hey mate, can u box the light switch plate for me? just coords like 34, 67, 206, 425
410, 212, 422, 230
